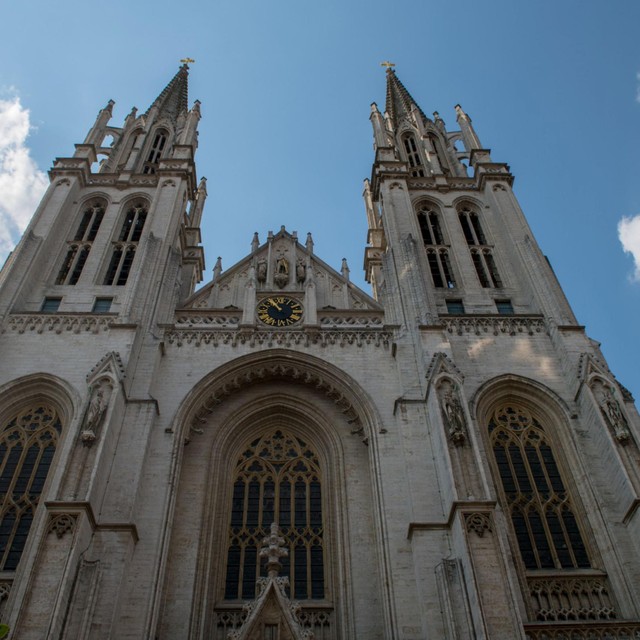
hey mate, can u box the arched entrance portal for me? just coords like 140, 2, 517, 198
158, 351, 386, 640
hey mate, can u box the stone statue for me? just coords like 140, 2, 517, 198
274, 256, 289, 288
601, 387, 630, 443
81, 384, 111, 446
256, 258, 267, 283
439, 382, 466, 446
296, 261, 306, 283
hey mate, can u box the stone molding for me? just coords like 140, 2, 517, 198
47, 513, 78, 539
3, 314, 115, 335
464, 512, 493, 537
189, 360, 366, 439
166, 328, 391, 349
442, 315, 547, 337
523, 621, 640, 639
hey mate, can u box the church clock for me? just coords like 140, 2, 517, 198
257, 296, 303, 327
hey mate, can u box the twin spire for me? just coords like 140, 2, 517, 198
384, 67, 430, 127
145, 62, 191, 122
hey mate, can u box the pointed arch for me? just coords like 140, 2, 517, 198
158, 350, 387, 640
472, 376, 594, 571
0, 374, 75, 573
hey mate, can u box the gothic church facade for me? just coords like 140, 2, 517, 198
0, 64, 639, 639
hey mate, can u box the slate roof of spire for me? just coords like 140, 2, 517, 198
384, 68, 430, 125
146, 64, 190, 121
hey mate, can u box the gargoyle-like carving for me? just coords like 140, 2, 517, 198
592, 379, 631, 443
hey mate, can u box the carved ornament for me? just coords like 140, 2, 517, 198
48, 513, 77, 539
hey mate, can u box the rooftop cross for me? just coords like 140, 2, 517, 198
180, 57, 196, 65
380, 60, 396, 70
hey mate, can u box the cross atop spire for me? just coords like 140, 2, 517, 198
146, 64, 190, 122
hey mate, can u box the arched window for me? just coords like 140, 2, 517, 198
56, 201, 105, 285
402, 133, 425, 177
458, 205, 502, 288
142, 130, 168, 174
224, 430, 324, 601
488, 404, 590, 570
417, 203, 456, 288
103, 202, 148, 286
0, 404, 62, 570
428, 132, 451, 176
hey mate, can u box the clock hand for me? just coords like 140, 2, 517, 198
269, 298, 283, 311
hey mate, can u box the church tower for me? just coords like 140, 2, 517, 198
363, 67, 640, 638
0, 65, 638, 640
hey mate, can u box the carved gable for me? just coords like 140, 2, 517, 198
182, 228, 382, 318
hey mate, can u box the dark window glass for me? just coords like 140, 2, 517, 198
224, 431, 324, 600
489, 405, 591, 571
0, 405, 62, 571
41, 297, 62, 313
496, 300, 514, 315
446, 299, 465, 315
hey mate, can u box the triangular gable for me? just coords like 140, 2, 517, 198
182, 227, 382, 314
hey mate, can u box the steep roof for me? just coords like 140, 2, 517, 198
145, 64, 190, 121
384, 68, 430, 126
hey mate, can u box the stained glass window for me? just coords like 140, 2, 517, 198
224, 430, 324, 600
0, 404, 62, 570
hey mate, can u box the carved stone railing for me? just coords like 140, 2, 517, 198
165, 328, 391, 349
212, 605, 333, 640
442, 314, 547, 337
2, 313, 115, 335
528, 574, 617, 622
317, 310, 384, 328
174, 310, 242, 328
524, 621, 640, 639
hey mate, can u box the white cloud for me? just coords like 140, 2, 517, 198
0, 96, 48, 263
618, 214, 640, 282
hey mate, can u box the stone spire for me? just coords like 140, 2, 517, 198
145, 63, 190, 122
384, 68, 430, 127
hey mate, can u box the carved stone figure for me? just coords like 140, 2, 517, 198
274, 256, 289, 288
81, 383, 111, 446
439, 381, 467, 446
601, 386, 631, 443
296, 261, 306, 283
256, 258, 267, 283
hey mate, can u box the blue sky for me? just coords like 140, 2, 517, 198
1, 0, 639, 399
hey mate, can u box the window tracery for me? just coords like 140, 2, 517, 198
417, 203, 456, 288
224, 430, 324, 601
488, 404, 590, 570
0, 404, 62, 571
458, 206, 502, 288
402, 133, 425, 177
103, 202, 147, 286
56, 201, 105, 285
143, 130, 168, 174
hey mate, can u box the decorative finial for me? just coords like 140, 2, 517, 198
180, 57, 195, 65
380, 61, 396, 70
259, 522, 288, 578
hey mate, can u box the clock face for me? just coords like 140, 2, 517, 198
257, 296, 303, 327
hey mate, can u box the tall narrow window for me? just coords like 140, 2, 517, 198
418, 204, 455, 288
142, 130, 168, 174
402, 134, 425, 177
56, 201, 105, 285
458, 206, 502, 288
488, 404, 590, 570
428, 133, 451, 176
0, 404, 62, 571
224, 430, 324, 601
104, 202, 147, 286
